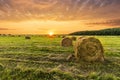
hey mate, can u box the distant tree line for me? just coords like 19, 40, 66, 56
70, 28, 120, 35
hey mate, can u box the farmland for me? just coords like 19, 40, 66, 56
0, 36, 120, 80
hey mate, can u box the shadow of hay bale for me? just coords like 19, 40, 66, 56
71, 36, 77, 41
66, 54, 76, 62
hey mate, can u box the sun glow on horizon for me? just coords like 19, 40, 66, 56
0, 20, 109, 34
49, 31, 54, 36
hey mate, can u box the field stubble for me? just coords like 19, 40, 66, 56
0, 36, 120, 80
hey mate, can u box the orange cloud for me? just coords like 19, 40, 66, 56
87, 19, 120, 27
0, 28, 9, 30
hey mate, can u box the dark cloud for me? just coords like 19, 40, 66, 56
87, 19, 120, 27
0, 0, 120, 21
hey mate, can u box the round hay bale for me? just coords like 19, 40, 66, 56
25, 36, 31, 39
74, 37, 104, 62
61, 37, 72, 47
71, 36, 77, 41
18, 35, 21, 37
2, 34, 7, 37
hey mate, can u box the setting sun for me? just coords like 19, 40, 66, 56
49, 32, 54, 36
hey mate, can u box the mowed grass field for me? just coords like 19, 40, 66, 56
0, 36, 120, 80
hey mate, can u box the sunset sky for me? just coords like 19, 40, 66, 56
0, 0, 120, 34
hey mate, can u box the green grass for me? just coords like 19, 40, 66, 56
0, 36, 120, 80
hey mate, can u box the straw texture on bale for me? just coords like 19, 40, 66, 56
78, 36, 85, 40
61, 37, 72, 47
25, 36, 31, 39
74, 37, 104, 62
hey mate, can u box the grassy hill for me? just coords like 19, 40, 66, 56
70, 27, 120, 35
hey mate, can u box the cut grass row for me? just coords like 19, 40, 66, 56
0, 36, 120, 79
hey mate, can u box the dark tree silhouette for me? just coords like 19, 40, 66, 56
70, 28, 120, 35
